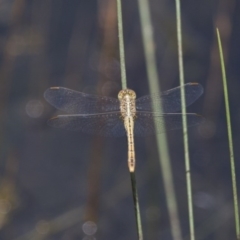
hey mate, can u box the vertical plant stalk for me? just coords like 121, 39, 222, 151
116, 1, 143, 238
216, 28, 240, 240
130, 172, 143, 240
116, 0, 127, 89
137, 0, 183, 239
175, 0, 195, 240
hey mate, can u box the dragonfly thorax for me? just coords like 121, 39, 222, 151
118, 89, 136, 118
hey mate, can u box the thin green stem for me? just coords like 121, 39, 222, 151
137, 0, 182, 239
175, 0, 195, 239
130, 172, 143, 240
116, 1, 142, 238
116, 0, 127, 89
216, 28, 240, 240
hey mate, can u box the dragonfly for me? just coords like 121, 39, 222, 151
44, 82, 204, 172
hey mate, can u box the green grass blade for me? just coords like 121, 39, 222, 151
130, 172, 143, 240
175, 0, 195, 239
116, 0, 127, 89
137, 0, 183, 239
216, 28, 240, 240
116, 1, 143, 238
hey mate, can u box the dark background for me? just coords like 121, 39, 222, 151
0, 0, 239, 239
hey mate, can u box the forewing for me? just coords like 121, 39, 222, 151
47, 112, 126, 137
136, 83, 203, 113
44, 87, 120, 114
134, 112, 204, 136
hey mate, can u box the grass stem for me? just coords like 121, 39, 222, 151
175, 0, 195, 239
216, 28, 240, 240
116, 0, 127, 89
130, 172, 143, 240
116, 1, 143, 238
137, 0, 183, 239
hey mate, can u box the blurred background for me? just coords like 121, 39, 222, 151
0, 0, 239, 239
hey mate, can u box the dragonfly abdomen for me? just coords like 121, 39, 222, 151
124, 117, 136, 172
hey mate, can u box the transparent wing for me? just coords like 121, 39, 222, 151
136, 83, 203, 113
47, 112, 204, 137
44, 87, 120, 114
134, 112, 204, 136
47, 112, 126, 137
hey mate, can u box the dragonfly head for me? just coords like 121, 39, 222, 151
118, 89, 136, 100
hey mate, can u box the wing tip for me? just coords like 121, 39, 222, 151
193, 113, 205, 124
49, 116, 59, 120
49, 87, 60, 90
43, 87, 61, 100
188, 82, 203, 88
189, 113, 204, 118
48, 115, 73, 121
188, 82, 199, 86
47, 116, 59, 125
188, 82, 204, 94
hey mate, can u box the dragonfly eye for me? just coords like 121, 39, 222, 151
118, 89, 136, 99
